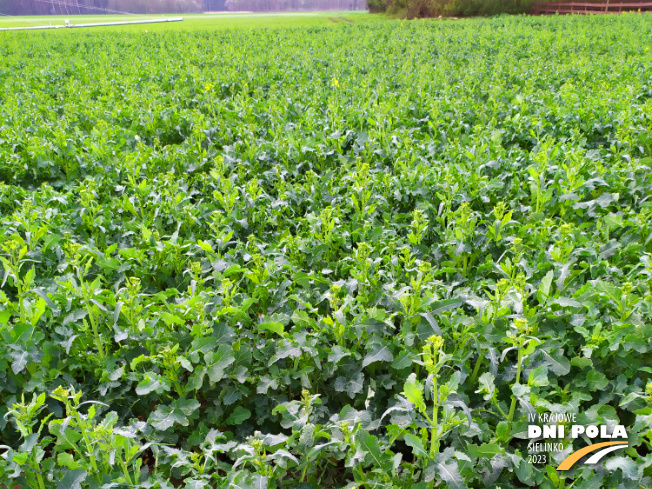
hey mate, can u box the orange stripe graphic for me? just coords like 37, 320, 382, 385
556, 441, 628, 471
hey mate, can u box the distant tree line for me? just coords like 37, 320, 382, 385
369, 0, 531, 17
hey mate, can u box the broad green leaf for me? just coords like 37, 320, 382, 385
196, 240, 215, 253
496, 421, 511, 442
0, 309, 11, 325
136, 372, 170, 396
404, 433, 428, 459
553, 297, 583, 308
57, 452, 79, 470
466, 443, 503, 458
356, 430, 391, 471
391, 351, 413, 369
537, 270, 554, 304
585, 370, 608, 391
11, 350, 29, 374
362, 343, 394, 367
149, 405, 188, 431
426, 458, 467, 489
528, 365, 549, 387
226, 406, 251, 425
476, 372, 495, 401
56, 469, 87, 489
541, 349, 571, 376
403, 373, 426, 413
604, 457, 638, 479
258, 321, 284, 336
511, 383, 530, 397
185, 479, 209, 489
206, 344, 235, 383
428, 299, 464, 315
291, 310, 317, 328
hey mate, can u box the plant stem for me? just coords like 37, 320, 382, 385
119, 458, 134, 485
33, 460, 46, 489
507, 347, 523, 423
75, 411, 100, 478
474, 407, 504, 419
86, 306, 106, 360
15, 266, 25, 321
355, 465, 366, 485
469, 353, 483, 386
492, 401, 509, 420
430, 375, 439, 458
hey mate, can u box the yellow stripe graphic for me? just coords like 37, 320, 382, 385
556, 441, 628, 471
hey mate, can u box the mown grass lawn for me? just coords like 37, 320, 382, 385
0, 11, 387, 30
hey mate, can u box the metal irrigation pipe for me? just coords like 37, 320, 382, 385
0, 17, 184, 31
